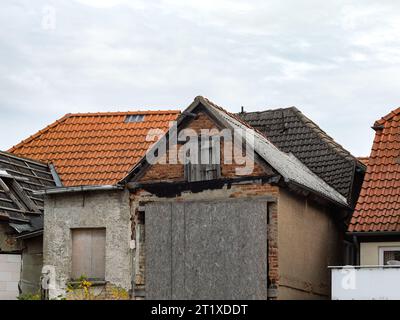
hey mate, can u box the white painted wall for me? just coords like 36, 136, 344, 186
332, 266, 400, 300
360, 241, 400, 265
0, 254, 21, 300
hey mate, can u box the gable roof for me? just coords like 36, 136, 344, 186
0, 151, 56, 236
9, 110, 180, 186
349, 107, 400, 233
125, 96, 348, 207
238, 108, 364, 201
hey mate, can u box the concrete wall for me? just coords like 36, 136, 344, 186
277, 189, 343, 300
43, 189, 132, 297
360, 241, 400, 265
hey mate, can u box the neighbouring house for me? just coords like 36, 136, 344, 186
332, 107, 400, 300
0, 151, 57, 299
10, 97, 362, 300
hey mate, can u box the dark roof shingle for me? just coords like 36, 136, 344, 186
238, 107, 364, 201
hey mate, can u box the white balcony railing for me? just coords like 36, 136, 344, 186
330, 265, 400, 300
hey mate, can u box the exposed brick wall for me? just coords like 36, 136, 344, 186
267, 202, 279, 299
139, 112, 268, 182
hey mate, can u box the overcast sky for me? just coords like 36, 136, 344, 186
1, 0, 399, 156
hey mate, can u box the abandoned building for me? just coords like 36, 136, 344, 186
0, 151, 57, 299
8, 96, 364, 300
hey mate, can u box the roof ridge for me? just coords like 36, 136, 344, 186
66, 110, 180, 117
8, 113, 73, 154
198, 96, 278, 143
241, 106, 296, 114
8, 110, 181, 154
375, 107, 400, 126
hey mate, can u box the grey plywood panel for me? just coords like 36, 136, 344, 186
237, 201, 268, 299
146, 202, 172, 300
145, 200, 268, 300
171, 203, 185, 300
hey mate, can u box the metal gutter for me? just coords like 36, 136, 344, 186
15, 229, 43, 240
33, 184, 124, 196
49, 163, 63, 187
347, 231, 400, 237
328, 265, 400, 269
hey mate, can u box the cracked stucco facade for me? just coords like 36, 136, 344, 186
43, 189, 132, 296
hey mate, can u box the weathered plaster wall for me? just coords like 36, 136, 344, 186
0, 223, 21, 252
360, 241, 400, 265
43, 190, 132, 296
277, 188, 343, 300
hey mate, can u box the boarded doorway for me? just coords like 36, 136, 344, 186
146, 199, 268, 300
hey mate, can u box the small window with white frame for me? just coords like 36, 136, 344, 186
379, 247, 400, 266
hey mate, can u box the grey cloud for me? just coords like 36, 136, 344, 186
1, 0, 400, 156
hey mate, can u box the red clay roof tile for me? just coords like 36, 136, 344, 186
349, 107, 400, 232
8, 110, 180, 186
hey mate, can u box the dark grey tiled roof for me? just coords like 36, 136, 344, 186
0, 151, 56, 235
238, 107, 365, 201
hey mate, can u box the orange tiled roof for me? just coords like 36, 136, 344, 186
8, 110, 180, 186
349, 107, 400, 232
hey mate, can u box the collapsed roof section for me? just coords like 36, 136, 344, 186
0, 151, 57, 237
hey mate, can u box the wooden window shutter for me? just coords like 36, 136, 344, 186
71, 228, 106, 280
185, 136, 221, 182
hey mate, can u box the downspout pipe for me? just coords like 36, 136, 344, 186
353, 235, 360, 265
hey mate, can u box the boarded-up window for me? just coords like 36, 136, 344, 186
185, 136, 221, 182
71, 228, 106, 280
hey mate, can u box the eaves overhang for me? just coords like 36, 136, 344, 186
33, 184, 124, 196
